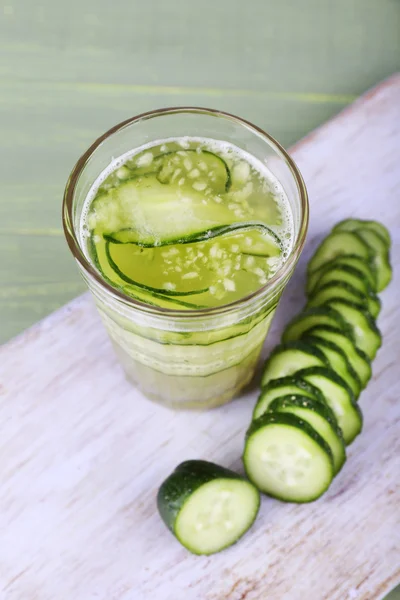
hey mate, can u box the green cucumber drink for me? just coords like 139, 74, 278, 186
63, 108, 308, 409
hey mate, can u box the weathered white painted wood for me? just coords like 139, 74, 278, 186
1, 75, 400, 600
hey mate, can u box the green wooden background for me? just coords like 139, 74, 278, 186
1, 0, 399, 343
0, 2, 399, 596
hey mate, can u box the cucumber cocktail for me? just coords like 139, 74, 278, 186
63, 108, 308, 409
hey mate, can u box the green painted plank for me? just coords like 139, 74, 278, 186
0, 232, 86, 341
0, 0, 399, 95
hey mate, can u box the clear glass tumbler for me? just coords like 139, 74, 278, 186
63, 108, 308, 410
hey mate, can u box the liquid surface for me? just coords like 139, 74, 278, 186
83, 138, 293, 309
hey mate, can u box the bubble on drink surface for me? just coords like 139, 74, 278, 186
178, 137, 191, 149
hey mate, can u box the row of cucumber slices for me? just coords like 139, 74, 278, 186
157, 218, 392, 555
245, 218, 391, 501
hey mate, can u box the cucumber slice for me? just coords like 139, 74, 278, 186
308, 231, 372, 274
261, 341, 328, 387
253, 375, 326, 420
157, 149, 231, 193
311, 265, 373, 298
90, 234, 203, 309
243, 412, 334, 502
355, 228, 392, 292
157, 460, 260, 555
106, 240, 208, 297
307, 255, 377, 295
302, 325, 371, 389
97, 164, 164, 193
105, 221, 282, 255
307, 281, 380, 319
301, 335, 361, 398
282, 306, 356, 345
89, 175, 243, 246
323, 299, 382, 360
296, 366, 363, 445
268, 396, 346, 475
100, 223, 282, 306
333, 218, 391, 248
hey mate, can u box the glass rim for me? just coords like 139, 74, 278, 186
62, 106, 309, 317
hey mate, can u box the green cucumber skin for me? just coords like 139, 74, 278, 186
253, 376, 326, 420
104, 221, 281, 249
245, 409, 334, 451
322, 298, 382, 359
282, 306, 356, 345
244, 412, 334, 502
307, 231, 372, 276
269, 394, 343, 428
261, 340, 329, 387
268, 395, 346, 474
157, 460, 259, 534
300, 325, 372, 389
307, 255, 377, 295
332, 218, 391, 248
329, 219, 392, 291
265, 340, 329, 365
295, 366, 363, 445
261, 376, 326, 403
294, 365, 356, 402
269, 396, 344, 442
311, 264, 374, 296
307, 280, 381, 318
302, 334, 362, 399
355, 228, 392, 292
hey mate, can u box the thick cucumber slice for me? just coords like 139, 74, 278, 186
296, 367, 363, 445
157, 149, 231, 193
261, 341, 328, 387
253, 375, 326, 420
329, 220, 391, 291
307, 281, 381, 319
307, 255, 377, 295
355, 228, 392, 292
302, 335, 361, 399
333, 218, 391, 248
308, 231, 372, 274
302, 325, 372, 389
282, 307, 355, 345
157, 460, 260, 555
244, 412, 334, 502
269, 396, 346, 475
323, 299, 382, 360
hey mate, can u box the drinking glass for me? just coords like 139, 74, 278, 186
63, 108, 308, 409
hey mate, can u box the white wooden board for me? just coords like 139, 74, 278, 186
1, 75, 400, 600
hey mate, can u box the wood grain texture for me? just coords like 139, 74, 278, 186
1, 0, 400, 342
0, 75, 399, 600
